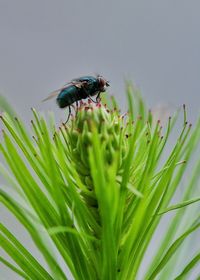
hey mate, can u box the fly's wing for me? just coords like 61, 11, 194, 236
61, 80, 87, 89
70, 79, 88, 88
42, 82, 75, 102
42, 89, 61, 102
42, 80, 87, 102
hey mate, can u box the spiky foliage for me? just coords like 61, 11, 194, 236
0, 86, 200, 280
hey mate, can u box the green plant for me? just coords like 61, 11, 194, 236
0, 85, 200, 279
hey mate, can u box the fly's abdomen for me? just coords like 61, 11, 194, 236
56, 85, 80, 108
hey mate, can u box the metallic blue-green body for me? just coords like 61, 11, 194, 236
56, 76, 101, 108
56, 85, 85, 108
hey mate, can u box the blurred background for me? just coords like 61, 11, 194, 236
0, 0, 200, 279
0, 0, 200, 122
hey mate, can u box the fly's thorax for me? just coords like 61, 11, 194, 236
83, 80, 99, 97
77, 76, 109, 97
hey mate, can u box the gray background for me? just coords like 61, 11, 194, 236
0, 0, 200, 279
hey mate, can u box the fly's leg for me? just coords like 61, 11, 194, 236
75, 101, 79, 115
71, 102, 78, 116
82, 87, 100, 104
95, 92, 101, 103
87, 92, 100, 104
65, 106, 71, 124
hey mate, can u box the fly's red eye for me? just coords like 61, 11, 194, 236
99, 78, 105, 88
99, 77, 109, 88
